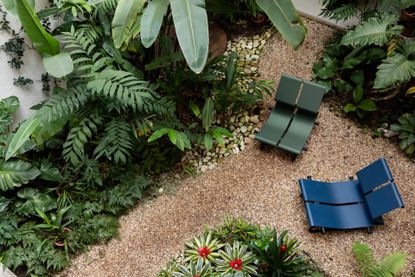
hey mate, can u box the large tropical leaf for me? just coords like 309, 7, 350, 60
14, 0, 60, 55
0, 0, 34, 15
42, 52, 74, 78
112, 0, 146, 49
5, 117, 40, 160
0, 159, 40, 191
141, 0, 169, 48
341, 14, 402, 47
374, 41, 415, 89
170, 0, 209, 74
0, 96, 19, 113
256, 0, 306, 49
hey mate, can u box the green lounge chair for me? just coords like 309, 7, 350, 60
278, 81, 326, 156
255, 75, 302, 147
256, 75, 326, 158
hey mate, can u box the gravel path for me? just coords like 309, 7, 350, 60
60, 19, 415, 277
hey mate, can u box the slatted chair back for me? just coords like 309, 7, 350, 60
296, 81, 326, 114
275, 75, 302, 105
357, 158, 404, 219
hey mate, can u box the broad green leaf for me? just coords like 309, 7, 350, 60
350, 70, 364, 86
334, 79, 353, 92
203, 133, 213, 150
167, 129, 177, 144
341, 14, 401, 47
406, 86, 415, 96
358, 99, 377, 111
42, 52, 74, 78
226, 52, 238, 90
189, 101, 201, 118
353, 86, 363, 103
374, 54, 415, 89
201, 98, 214, 130
5, 117, 40, 160
344, 103, 357, 113
0, 0, 33, 15
32, 117, 68, 146
0, 159, 40, 191
14, 0, 60, 55
16, 188, 56, 213
147, 128, 169, 142
170, 0, 209, 74
0, 96, 19, 113
141, 0, 169, 48
112, 0, 146, 49
256, 0, 307, 49
39, 160, 65, 183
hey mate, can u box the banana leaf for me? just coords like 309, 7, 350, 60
170, 0, 209, 74
256, 0, 306, 49
14, 0, 60, 55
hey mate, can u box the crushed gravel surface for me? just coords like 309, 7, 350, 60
60, 19, 414, 277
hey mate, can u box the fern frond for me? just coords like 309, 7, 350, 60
61, 26, 111, 75
93, 0, 119, 14
322, 3, 358, 21
62, 114, 103, 166
104, 175, 149, 214
372, 252, 407, 277
143, 96, 176, 117
353, 242, 376, 277
87, 69, 155, 112
36, 87, 89, 124
94, 119, 133, 163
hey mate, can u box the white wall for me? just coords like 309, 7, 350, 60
0, 1, 49, 127
292, 0, 359, 28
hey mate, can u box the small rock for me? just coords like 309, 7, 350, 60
250, 115, 259, 124
158, 187, 164, 194
200, 165, 208, 172
240, 126, 248, 133
244, 137, 252, 144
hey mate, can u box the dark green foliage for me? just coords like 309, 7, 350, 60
160, 218, 323, 277
251, 229, 319, 277
390, 111, 415, 156
206, 0, 261, 22
0, 164, 149, 276
211, 217, 261, 244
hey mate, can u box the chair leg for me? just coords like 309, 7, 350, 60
307, 176, 312, 180
303, 146, 308, 151
291, 154, 297, 162
366, 227, 372, 234
315, 121, 320, 126
260, 143, 265, 150
349, 176, 354, 181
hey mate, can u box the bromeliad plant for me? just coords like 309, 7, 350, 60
216, 241, 258, 276
250, 229, 319, 277
158, 218, 323, 277
173, 257, 212, 277
184, 232, 223, 264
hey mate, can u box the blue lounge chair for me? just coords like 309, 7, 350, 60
299, 158, 404, 233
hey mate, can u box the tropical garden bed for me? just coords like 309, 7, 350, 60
0, 0, 414, 276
